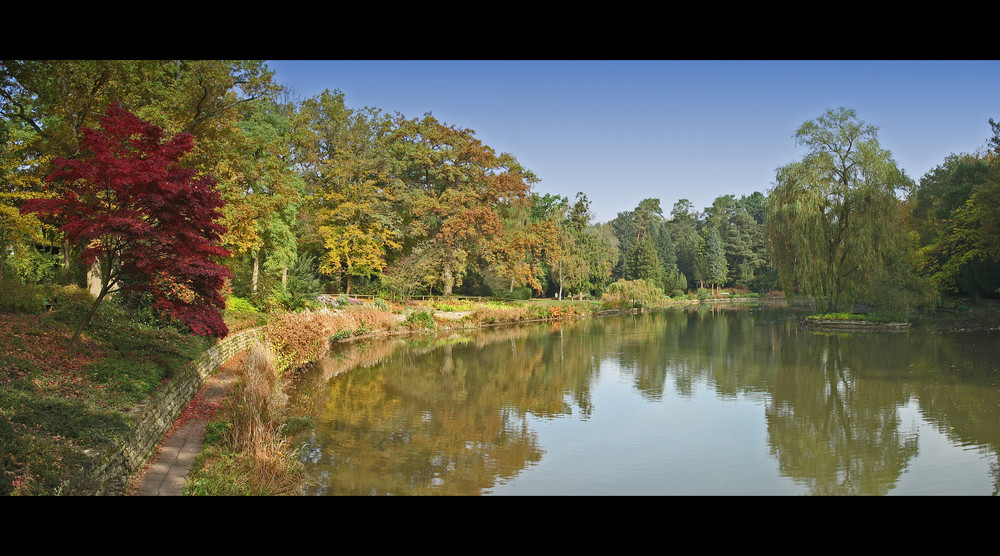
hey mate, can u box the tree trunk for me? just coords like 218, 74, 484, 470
281, 267, 287, 292
442, 262, 454, 297
345, 274, 352, 295
71, 285, 108, 347
251, 250, 259, 293
558, 258, 563, 300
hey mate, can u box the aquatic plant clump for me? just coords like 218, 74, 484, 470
804, 311, 907, 323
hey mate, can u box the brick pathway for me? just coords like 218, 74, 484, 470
132, 354, 242, 496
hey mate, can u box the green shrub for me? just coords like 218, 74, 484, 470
223, 295, 269, 330
805, 312, 855, 320
225, 295, 259, 313
2, 247, 61, 287
531, 305, 553, 319
696, 287, 710, 301
0, 281, 50, 314
604, 279, 664, 308
404, 310, 436, 330
494, 287, 533, 300
270, 289, 317, 312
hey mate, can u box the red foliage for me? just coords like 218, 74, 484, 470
22, 103, 232, 337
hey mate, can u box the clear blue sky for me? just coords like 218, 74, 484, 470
265, 60, 1000, 224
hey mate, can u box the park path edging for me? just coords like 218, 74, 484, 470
72, 327, 263, 495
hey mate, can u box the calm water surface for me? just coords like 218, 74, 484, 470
285, 304, 1000, 495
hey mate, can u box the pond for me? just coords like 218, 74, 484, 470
284, 304, 1000, 495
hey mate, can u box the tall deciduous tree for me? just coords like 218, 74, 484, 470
490, 200, 559, 294
0, 119, 53, 282
578, 223, 620, 296
908, 122, 1000, 299
920, 179, 1000, 296
292, 90, 401, 294
766, 107, 919, 312
22, 104, 231, 343
216, 97, 302, 295
389, 113, 534, 296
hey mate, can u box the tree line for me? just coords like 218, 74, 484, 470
2, 61, 998, 338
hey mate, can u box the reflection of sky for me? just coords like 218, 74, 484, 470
889, 399, 995, 496
486, 366, 807, 495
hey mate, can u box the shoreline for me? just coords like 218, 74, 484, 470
323, 296, 785, 345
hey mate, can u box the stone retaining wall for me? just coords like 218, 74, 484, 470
69, 327, 263, 495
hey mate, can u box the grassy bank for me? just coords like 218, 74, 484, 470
181, 346, 306, 496
1, 284, 213, 496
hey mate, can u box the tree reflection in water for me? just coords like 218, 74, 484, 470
285, 306, 1000, 495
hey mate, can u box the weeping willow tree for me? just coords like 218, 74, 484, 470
766, 108, 926, 312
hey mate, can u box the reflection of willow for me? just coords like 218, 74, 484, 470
607, 306, 931, 495
288, 318, 611, 495
765, 329, 919, 495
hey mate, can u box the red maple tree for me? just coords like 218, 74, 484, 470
22, 103, 232, 343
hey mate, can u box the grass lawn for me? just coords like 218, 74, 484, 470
1, 286, 212, 496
